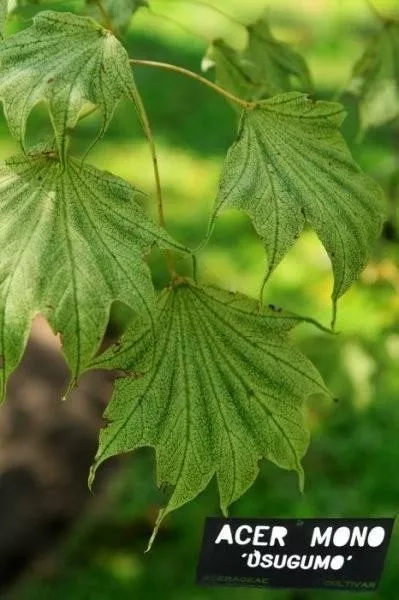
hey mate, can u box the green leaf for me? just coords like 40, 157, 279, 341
86, 0, 149, 32
205, 18, 312, 104
213, 92, 386, 323
0, 147, 186, 401
205, 40, 259, 106
347, 21, 399, 132
0, 0, 7, 36
90, 281, 328, 547
0, 11, 134, 159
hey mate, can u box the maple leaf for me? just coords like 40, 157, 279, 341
347, 21, 399, 132
90, 281, 329, 548
0, 148, 186, 401
213, 92, 386, 324
0, 11, 134, 159
205, 17, 312, 105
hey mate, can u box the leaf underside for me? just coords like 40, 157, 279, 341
0, 148, 185, 401
214, 92, 386, 317
347, 21, 399, 132
90, 282, 328, 546
0, 11, 134, 159
206, 17, 312, 105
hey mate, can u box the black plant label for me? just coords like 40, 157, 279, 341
196, 517, 394, 591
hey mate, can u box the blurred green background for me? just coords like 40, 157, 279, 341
2, 0, 399, 598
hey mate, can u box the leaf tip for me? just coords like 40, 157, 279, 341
88, 461, 98, 493
298, 464, 305, 494
220, 503, 229, 518
146, 507, 166, 552
62, 376, 77, 401
331, 298, 338, 331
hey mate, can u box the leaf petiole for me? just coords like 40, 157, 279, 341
130, 84, 176, 277
130, 58, 253, 109
93, 0, 115, 33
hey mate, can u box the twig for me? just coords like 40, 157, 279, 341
130, 58, 253, 109
130, 85, 175, 277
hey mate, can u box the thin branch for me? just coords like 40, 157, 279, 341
130, 85, 175, 277
130, 58, 253, 109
